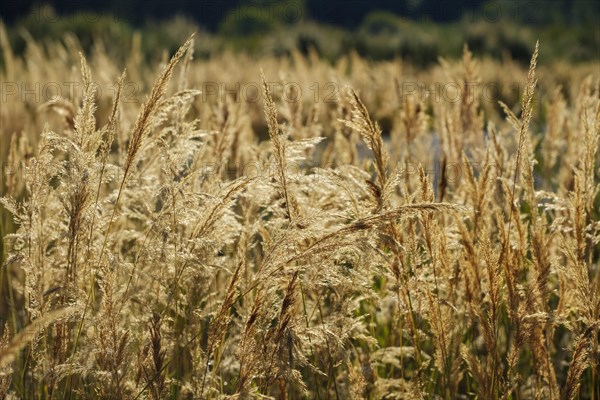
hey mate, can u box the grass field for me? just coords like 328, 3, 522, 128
0, 25, 599, 399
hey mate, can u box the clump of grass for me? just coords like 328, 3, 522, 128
0, 32, 599, 400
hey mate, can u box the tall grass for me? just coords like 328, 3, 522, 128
0, 29, 599, 399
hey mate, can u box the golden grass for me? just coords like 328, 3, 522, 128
0, 28, 599, 399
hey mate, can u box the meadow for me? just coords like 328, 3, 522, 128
0, 24, 599, 399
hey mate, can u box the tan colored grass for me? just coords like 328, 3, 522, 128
0, 31, 599, 399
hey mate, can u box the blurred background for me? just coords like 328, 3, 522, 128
1, 0, 598, 66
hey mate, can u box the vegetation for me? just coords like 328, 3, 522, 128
1, 3, 598, 65
0, 24, 599, 399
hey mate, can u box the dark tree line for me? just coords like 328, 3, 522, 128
1, 0, 598, 29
